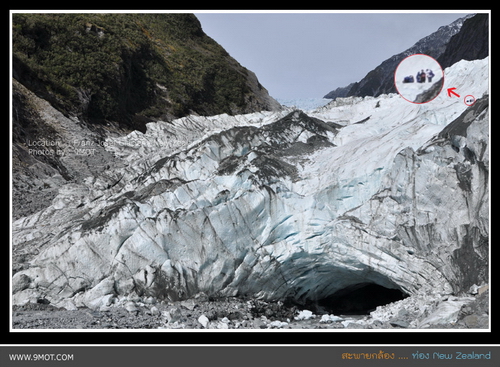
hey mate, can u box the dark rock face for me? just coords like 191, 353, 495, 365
323, 83, 355, 100
413, 78, 444, 103
437, 14, 489, 69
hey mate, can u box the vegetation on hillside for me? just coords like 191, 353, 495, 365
12, 13, 254, 130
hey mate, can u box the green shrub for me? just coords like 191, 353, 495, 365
12, 13, 255, 128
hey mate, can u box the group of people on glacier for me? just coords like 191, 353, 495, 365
403, 69, 435, 83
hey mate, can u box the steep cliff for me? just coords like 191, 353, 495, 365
437, 13, 489, 69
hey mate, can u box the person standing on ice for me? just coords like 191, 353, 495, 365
427, 69, 434, 82
416, 70, 422, 83
419, 70, 426, 83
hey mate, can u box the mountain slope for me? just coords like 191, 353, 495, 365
437, 13, 489, 69
323, 14, 476, 100
12, 13, 281, 219
12, 13, 280, 129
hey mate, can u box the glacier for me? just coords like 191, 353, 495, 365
12, 58, 489, 327
276, 97, 331, 111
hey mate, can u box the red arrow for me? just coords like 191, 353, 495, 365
447, 88, 460, 98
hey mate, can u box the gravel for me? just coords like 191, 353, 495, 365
11, 290, 489, 330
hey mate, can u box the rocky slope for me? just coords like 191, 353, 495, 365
12, 57, 489, 329
323, 13, 479, 100
12, 13, 280, 126
11, 285, 490, 329
12, 13, 281, 220
437, 13, 489, 69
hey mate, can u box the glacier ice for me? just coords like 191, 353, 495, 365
12, 58, 489, 323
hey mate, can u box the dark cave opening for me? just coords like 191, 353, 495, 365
309, 282, 409, 315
